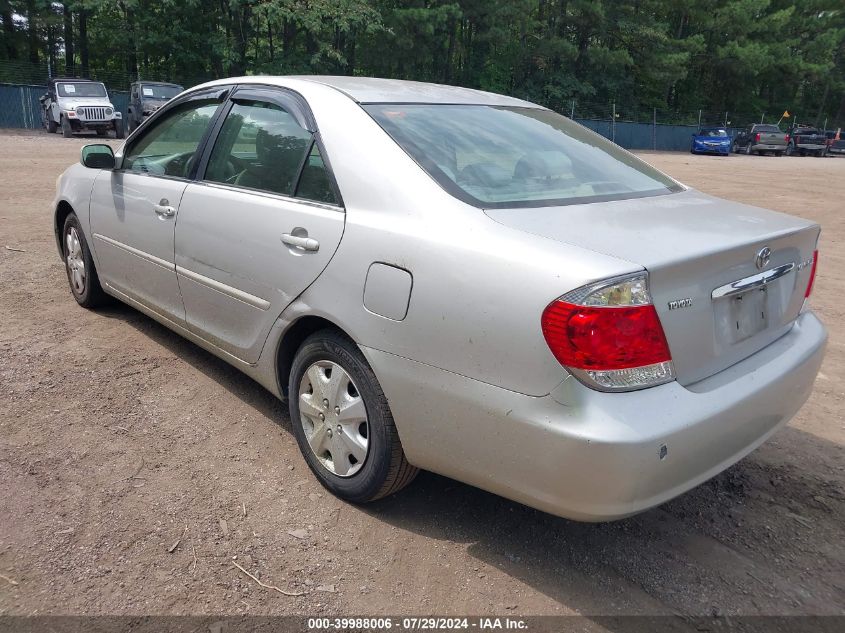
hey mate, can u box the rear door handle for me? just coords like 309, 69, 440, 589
153, 199, 175, 217
281, 233, 319, 252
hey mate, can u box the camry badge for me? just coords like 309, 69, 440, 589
755, 246, 771, 270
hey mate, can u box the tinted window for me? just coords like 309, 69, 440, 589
57, 82, 107, 97
295, 143, 338, 205
754, 125, 780, 132
123, 100, 219, 177
205, 101, 311, 197
141, 84, 183, 100
365, 104, 680, 208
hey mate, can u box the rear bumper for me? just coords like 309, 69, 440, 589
751, 143, 785, 152
364, 311, 827, 521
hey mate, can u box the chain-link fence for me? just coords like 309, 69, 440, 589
2, 58, 842, 148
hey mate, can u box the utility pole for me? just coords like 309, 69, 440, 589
570, 99, 575, 119
697, 109, 702, 129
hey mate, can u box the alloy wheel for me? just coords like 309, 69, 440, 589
298, 360, 370, 477
65, 226, 86, 295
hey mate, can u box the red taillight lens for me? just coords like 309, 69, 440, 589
785, 134, 790, 143
805, 250, 818, 298
755, 133, 761, 142
541, 301, 672, 370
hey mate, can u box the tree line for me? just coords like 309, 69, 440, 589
1, 0, 843, 127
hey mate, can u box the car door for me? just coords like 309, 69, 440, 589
174, 87, 345, 363
89, 89, 227, 324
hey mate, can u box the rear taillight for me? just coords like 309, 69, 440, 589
785, 134, 790, 143
805, 250, 818, 298
755, 133, 761, 142
541, 273, 675, 391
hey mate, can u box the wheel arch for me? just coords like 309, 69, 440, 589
275, 315, 355, 398
54, 199, 76, 258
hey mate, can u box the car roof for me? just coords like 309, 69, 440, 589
48, 77, 102, 86
134, 81, 182, 87
201, 75, 540, 108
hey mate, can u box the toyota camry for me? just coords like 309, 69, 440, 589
53, 76, 827, 521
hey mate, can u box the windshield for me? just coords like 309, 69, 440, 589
57, 82, 107, 98
699, 128, 728, 137
141, 84, 183, 100
365, 104, 681, 208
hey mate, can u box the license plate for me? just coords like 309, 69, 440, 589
728, 287, 768, 343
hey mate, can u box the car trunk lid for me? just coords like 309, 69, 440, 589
485, 189, 819, 386
756, 130, 786, 146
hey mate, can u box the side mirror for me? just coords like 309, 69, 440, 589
81, 144, 115, 169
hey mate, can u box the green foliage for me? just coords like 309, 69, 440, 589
0, 0, 843, 127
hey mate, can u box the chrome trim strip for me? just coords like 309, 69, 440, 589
197, 180, 343, 213
93, 233, 174, 270
176, 265, 271, 311
711, 262, 795, 299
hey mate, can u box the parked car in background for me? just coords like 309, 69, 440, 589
690, 127, 731, 155
732, 124, 787, 156
786, 126, 827, 157
53, 76, 826, 521
40, 77, 124, 139
126, 81, 184, 132
825, 130, 844, 156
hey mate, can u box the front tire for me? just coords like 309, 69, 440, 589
288, 330, 418, 503
62, 213, 108, 308
61, 116, 73, 138
744, 144, 752, 155
46, 113, 57, 133
113, 119, 125, 139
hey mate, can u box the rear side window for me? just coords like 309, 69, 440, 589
295, 143, 338, 205
365, 104, 681, 208
204, 101, 311, 197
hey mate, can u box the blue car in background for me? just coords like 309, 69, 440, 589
691, 127, 731, 155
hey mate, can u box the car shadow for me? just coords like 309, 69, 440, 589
98, 302, 843, 621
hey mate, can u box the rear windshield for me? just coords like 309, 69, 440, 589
754, 125, 780, 132
141, 84, 183, 100
57, 82, 107, 98
698, 128, 728, 136
364, 104, 681, 208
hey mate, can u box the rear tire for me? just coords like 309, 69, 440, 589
61, 116, 73, 138
62, 213, 109, 309
288, 330, 418, 503
744, 144, 752, 155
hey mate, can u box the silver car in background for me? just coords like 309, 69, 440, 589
53, 77, 826, 521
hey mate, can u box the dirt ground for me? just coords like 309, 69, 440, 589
0, 129, 842, 619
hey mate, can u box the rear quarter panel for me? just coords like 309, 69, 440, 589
277, 80, 640, 397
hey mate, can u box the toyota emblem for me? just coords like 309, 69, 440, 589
755, 246, 771, 270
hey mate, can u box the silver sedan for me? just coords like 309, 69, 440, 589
53, 76, 827, 521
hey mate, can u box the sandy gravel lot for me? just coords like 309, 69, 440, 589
0, 129, 842, 618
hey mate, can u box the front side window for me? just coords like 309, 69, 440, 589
123, 100, 219, 178
58, 82, 107, 98
365, 104, 681, 208
204, 101, 312, 197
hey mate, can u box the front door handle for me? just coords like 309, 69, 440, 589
281, 233, 319, 252
153, 199, 175, 217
